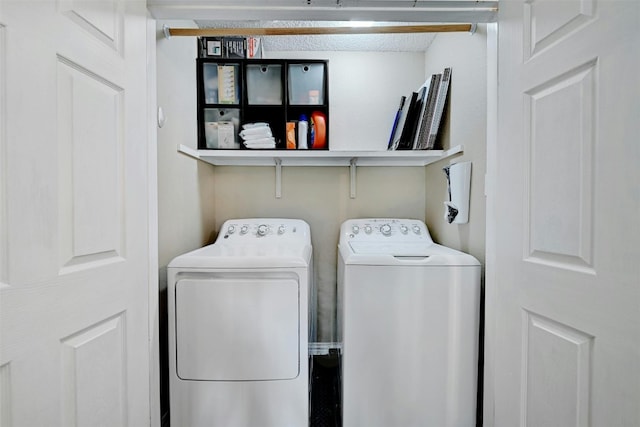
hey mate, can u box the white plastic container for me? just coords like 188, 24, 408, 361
297, 115, 308, 149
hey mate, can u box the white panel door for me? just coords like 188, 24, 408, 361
490, 1, 640, 426
0, 0, 151, 426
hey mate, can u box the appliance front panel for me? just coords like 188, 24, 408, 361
340, 264, 481, 427
175, 276, 299, 381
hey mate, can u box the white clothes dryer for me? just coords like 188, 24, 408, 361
337, 218, 480, 427
168, 218, 314, 427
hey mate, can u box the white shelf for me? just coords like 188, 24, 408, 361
177, 144, 463, 167
178, 144, 463, 199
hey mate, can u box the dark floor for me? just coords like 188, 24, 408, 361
309, 353, 342, 427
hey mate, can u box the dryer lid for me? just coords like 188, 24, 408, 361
168, 218, 313, 269
168, 242, 312, 269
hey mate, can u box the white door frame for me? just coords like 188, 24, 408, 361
483, 21, 498, 427
147, 12, 161, 427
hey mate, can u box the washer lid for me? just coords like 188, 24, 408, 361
349, 241, 432, 256
340, 242, 479, 266
338, 218, 479, 266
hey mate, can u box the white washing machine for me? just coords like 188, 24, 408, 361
337, 218, 481, 427
168, 218, 314, 427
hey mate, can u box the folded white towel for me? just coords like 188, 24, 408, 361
244, 143, 276, 149
243, 136, 276, 149
244, 137, 275, 146
242, 122, 269, 130
240, 128, 273, 140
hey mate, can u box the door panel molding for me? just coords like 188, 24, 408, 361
524, 0, 596, 60
58, 0, 124, 54
0, 362, 11, 427
56, 55, 126, 274
61, 313, 127, 427
523, 59, 597, 274
521, 310, 592, 427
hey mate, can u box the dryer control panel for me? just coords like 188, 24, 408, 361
340, 218, 433, 244
218, 218, 310, 243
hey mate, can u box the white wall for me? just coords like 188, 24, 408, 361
267, 51, 426, 151
423, 26, 488, 265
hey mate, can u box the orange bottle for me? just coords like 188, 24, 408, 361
310, 111, 326, 149
286, 122, 296, 149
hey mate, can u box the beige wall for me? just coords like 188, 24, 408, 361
423, 26, 488, 266
211, 165, 426, 341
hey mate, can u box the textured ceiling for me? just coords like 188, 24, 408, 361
194, 20, 438, 52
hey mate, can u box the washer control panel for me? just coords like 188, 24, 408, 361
342, 218, 433, 243
219, 218, 309, 242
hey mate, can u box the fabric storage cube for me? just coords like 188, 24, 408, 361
203, 108, 240, 149
288, 63, 325, 105
247, 64, 283, 105
202, 63, 241, 105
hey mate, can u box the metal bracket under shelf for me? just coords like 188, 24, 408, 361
177, 144, 464, 198
350, 158, 357, 199
275, 158, 282, 199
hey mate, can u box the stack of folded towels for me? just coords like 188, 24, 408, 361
240, 123, 276, 149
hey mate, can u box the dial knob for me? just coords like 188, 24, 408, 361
400, 225, 408, 234
227, 225, 236, 234
364, 225, 373, 234
278, 225, 286, 235
412, 225, 421, 235
352, 225, 360, 234
257, 224, 269, 236
380, 224, 392, 236
240, 225, 249, 235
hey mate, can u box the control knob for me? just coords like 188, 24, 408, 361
400, 225, 408, 234
380, 224, 392, 236
240, 225, 249, 235
227, 225, 236, 234
364, 225, 373, 234
257, 224, 269, 236
278, 225, 286, 235
352, 225, 360, 234
412, 225, 421, 235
